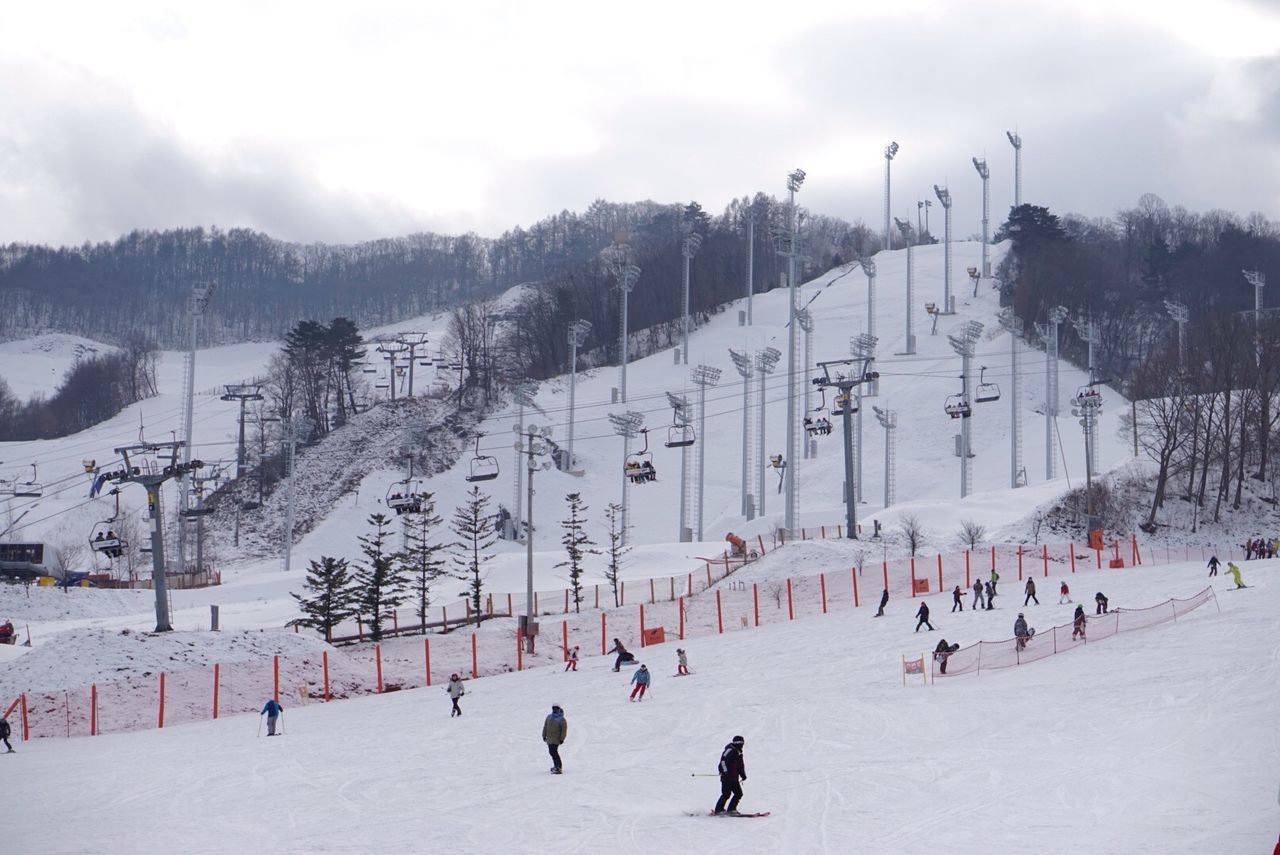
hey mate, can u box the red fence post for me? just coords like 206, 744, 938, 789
375, 644, 384, 693
1016, 545, 1023, 580
936, 555, 943, 592
471, 633, 478, 679
820, 573, 828, 614
678, 596, 685, 639
91, 684, 98, 736
910, 558, 917, 596
882, 561, 888, 591
421, 641, 429, 689
640, 605, 646, 646
325, 650, 332, 700
991, 545, 996, 572
273, 655, 280, 702
716, 590, 724, 634
158, 672, 166, 730
753, 583, 760, 627
786, 578, 794, 620
20, 694, 28, 741
852, 567, 860, 607
212, 663, 220, 720
601, 613, 606, 655
562, 621, 568, 660
1070, 544, 1076, 574
965, 550, 971, 588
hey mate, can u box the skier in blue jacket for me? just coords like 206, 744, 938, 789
629, 664, 650, 701
261, 699, 283, 736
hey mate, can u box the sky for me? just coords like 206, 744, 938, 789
0, 0, 1277, 247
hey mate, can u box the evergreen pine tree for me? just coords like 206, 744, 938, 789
603, 502, 630, 608
450, 486, 497, 620
400, 493, 447, 630
291, 555, 357, 641
556, 492, 599, 613
353, 513, 408, 641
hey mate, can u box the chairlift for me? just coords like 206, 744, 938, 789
465, 435, 500, 482
975, 367, 1001, 403
944, 394, 972, 419
664, 423, 695, 449
1075, 385, 1103, 407
12, 464, 42, 498
386, 478, 426, 515
624, 429, 657, 484
832, 392, 858, 416
805, 390, 833, 436
89, 490, 127, 558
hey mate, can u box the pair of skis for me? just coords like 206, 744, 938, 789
687, 810, 770, 818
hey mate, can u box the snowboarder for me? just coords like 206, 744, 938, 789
676, 648, 690, 676
608, 638, 636, 672
447, 673, 466, 717
914, 601, 934, 632
933, 638, 960, 674
1024, 578, 1039, 606
629, 664, 651, 701
875, 588, 889, 617
984, 581, 995, 610
713, 735, 748, 815
1095, 592, 1109, 614
972, 579, 985, 610
990, 569, 1000, 595
1014, 613, 1033, 651
951, 585, 964, 612
0, 715, 12, 752
1072, 604, 1087, 640
542, 704, 567, 774
564, 646, 579, 672
1059, 581, 1071, 604
1224, 562, 1247, 589
1207, 555, 1220, 577
260, 698, 283, 736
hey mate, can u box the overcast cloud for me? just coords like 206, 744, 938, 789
0, 1, 1276, 246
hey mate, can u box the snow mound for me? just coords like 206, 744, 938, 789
0, 583, 153, 623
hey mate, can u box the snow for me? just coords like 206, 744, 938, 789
0, 333, 118, 401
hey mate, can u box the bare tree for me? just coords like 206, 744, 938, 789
898, 513, 926, 557
767, 581, 785, 608
956, 519, 987, 550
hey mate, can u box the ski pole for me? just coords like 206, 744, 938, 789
279, 711, 285, 735
690, 773, 718, 777
257, 716, 262, 738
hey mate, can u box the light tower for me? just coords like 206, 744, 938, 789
680, 232, 703, 365
783, 168, 805, 536
375, 338, 408, 401
972, 157, 991, 277
729, 349, 757, 518
1006, 131, 1023, 208
1243, 269, 1266, 366
873, 405, 897, 508
859, 258, 879, 396
511, 382, 539, 540
934, 184, 954, 313
615, 259, 641, 402
756, 346, 782, 517
947, 320, 984, 497
565, 320, 591, 471
1071, 315, 1102, 475
1164, 301, 1188, 371
744, 206, 756, 325
883, 142, 899, 252
999, 309, 1026, 488
894, 218, 918, 355
692, 364, 722, 541
177, 281, 216, 575
797, 309, 815, 459
1072, 384, 1104, 529
1036, 306, 1069, 480
813, 356, 877, 538
851, 334, 878, 501
607, 411, 644, 546
666, 391, 692, 542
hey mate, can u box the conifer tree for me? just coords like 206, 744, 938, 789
602, 502, 630, 608
353, 513, 408, 641
450, 486, 497, 620
291, 555, 357, 641
556, 492, 599, 613
400, 493, 448, 630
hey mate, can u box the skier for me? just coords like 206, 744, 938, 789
914, 601, 934, 632
1095, 591, 1109, 614
260, 698, 283, 736
1024, 578, 1039, 606
0, 715, 12, 752
951, 585, 964, 612
984, 581, 995, 610
1059, 581, 1071, 604
447, 673, 466, 717
542, 703, 567, 774
1014, 613, 1033, 651
875, 588, 889, 618
933, 638, 960, 675
608, 638, 636, 672
972, 579, 985, 610
629, 664, 651, 701
1207, 555, 1220, 577
564, 646, 579, 672
990, 569, 1000, 595
1224, 562, 1247, 589
713, 735, 748, 816
676, 648, 690, 676
1072, 604, 1087, 640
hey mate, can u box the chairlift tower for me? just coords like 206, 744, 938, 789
796, 309, 815, 459
615, 259, 642, 403
1071, 316, 1102, 475
103, 441, 204, 632
177, 281, 216, 576
1071, 385, 1104, 526
934, 185, 955, 313
566, 320, 592, 471
220, 383, 264, 479
395, 332, 430, 398
666, 392, 693, 542
1164, 300, 1189, 371
281, 417, 310, 575
812, 357, 877, 538
691, 365, 722, 541
1006, 131, 1022, 208
999, 310, 1026, 488
972, 157, 991, 277
1243, 270, 1266, 366
883, 142, 899, 252
1036, 306, 1069, 480
873, 406, 897, 508
607, 411, 644, 546
515, 424, 554, 652
729, 349, 757, 519
681, 232, 702, 365
511, 382, 539, 541
782, 168, 806, 536
755, 346, 782, 518
851, 334, 878, 501
375, 339, 408, 401
947, 321, 984, 497
894, 218, 918, 355
858, 258, 879, 395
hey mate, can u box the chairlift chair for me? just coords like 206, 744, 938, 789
89, 523, 126, 558
975, 367, 1001, 403
465, 436, 500, 482
12, 464, 42, 498
664, 423, 695, 449
386, 479, 425, 515
832, 392, 858, 416
805, 390, 833, 436
624, 429, 657, 484
944, 394, 972, 419
1075, 385, 1103, 407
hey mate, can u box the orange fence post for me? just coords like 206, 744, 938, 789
1042, 544, 1049, 577
20, 693, 28, 741
882, 561, 888, 591
91, 684, 98, 736
1095, 546, 1102, 569
716, 590, 724, 634
158, 672, 166, 730
1070, 544, 1076, 573
274, 655, 280, 702
670, 577, 675, 601
601, 613, 607, 655
910, 558, 917, 596
757, 534, 766, 555
786, 578, 794, 621
213, 663, 220, 720
936, 555, 943, 592
965, 550, 971, 588
421, 641, 429, 689
375, 644, 384, 693
517, 630, 523, 671
753, 583, 760, 626
678, 596, 685, 639
471, 633, 478, 679
990, 545, 996, 571
820, 573, 828, 614
562, 621, 568, 660
324, 650, 332, 700
640, 605, 646, 646
852, 567, 860, 607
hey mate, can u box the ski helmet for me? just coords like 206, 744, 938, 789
731, 735, 745, 746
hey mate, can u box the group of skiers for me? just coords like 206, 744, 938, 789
1242, 537, 1278, 560
1206, 555, 1249, 588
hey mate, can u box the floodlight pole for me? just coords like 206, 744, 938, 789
972, 157, 990, 277
566, 320, 591, 470
729, 349, 755, 519
745, 213, 755, 325
517, 424, 552, 653
608, 412, 644, 546
948, 322, 984, 498
681, 233, 702, 365
851, 334, 878, 502
692, 365, 722, 540
1006, 131, 1022, 208
895, 218, 917, 355
883, 142, 899, 252
859, 259, 878, 396
934, 185, 954, 313
616, 262, 641, 402
177, 281, 216, 575
1000, 311, 1025, 488
1073, 316, 1101, 475
756, 347, 781, 517
511, 383, 536, 540
783, 168, 805, 536
667, 392, 692, 542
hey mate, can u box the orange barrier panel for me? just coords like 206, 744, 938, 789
642, 627, 665, 645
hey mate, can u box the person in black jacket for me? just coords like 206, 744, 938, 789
951, 585, 964, 612
875, 588, 888, 617
714, 735, 748, 815
914, 601, 934, 632
608, 638, 636, 672
0, 716, 12, 752
1095, 592, 1109, 614
933, 639, 960, 674
1024, 578, 1039, 606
